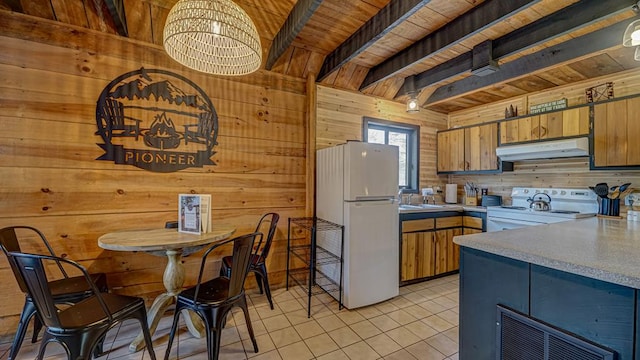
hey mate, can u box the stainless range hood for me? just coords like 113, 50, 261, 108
496, 137, 590, 161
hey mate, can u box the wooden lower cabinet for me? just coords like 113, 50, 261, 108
435, 228, 463, 274
400, 216, 463, 282
401, 231, 434, 281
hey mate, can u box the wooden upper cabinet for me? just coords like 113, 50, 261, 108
501, 116, 538, 143
438, 123, 499, 173
437, 128, 465, 172
561, 107, 590, 137
465, 123, 498, 171
593, 97, 640, 167
500, 107, 589, 144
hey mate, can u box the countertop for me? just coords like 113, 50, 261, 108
398, 204, 486, 214
454, 217, 640, 289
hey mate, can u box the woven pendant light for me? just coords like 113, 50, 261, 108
163, 0, 262, 76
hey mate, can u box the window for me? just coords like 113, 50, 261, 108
363, 118, 419, 192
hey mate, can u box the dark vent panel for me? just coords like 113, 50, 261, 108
497, 305, 615, 360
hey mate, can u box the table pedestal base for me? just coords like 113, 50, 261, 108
129, 249, 204, 353
129, 295, 204, 352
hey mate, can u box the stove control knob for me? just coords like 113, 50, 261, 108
551, 190, 557, 195
560, 191, 566, 195
523, 189, 529, 194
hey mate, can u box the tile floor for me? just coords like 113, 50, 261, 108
0, 274, 459, 360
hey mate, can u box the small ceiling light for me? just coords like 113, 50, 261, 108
404, 75, 420, 113
623, 19, 640, 47
163, 0, 262, 76
623, 1, 640, 49
406, 92, 419, 113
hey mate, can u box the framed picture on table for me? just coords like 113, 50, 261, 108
178, 194, 211, 234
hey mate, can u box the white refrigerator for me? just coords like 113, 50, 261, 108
316, 142, 399, 309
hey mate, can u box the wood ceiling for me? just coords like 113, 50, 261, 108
2, 0, 639, 114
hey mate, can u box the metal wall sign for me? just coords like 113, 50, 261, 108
95, 68, 218, 172
529, 98, 567, 114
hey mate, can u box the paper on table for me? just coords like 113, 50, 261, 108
200, 195, 211, 233
178, 194, 212, 234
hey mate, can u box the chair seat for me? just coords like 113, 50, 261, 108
179, 278, 232, 305
48, 273, 107, 301
54, 294, 145, 331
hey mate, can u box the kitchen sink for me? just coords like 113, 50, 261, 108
399, 204, 444, 209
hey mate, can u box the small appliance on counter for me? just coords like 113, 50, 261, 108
481, 195, 502, 207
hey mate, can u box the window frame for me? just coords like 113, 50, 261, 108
362, 117, 420, 193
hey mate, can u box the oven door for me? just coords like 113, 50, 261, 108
486, 216, 546, 232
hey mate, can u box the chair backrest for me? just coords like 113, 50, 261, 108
194, 232, 259, 302
7, 251, 110, 329
0, 226, 67, 293
252, 213, 279, 263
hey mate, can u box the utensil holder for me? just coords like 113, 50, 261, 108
600, 198, 620, 216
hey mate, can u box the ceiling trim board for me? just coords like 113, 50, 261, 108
317, 0, 431, 81
265, 0, 323, 70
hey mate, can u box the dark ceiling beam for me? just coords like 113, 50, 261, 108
317, 0, 431, 82
103, 0, 128, 36
265, 0, 323, 70
492, 0, 631, 59
401, 0, 632, 97
2, 0, 23, 12
361, 0, 540, 91
425, 20, 629, 105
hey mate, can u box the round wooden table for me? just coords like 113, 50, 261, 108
98, 224, 236, 352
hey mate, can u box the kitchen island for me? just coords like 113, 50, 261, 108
454, 217, 640, 360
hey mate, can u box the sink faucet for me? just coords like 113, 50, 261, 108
397, 189, 404, 205
407, 193, 414, 205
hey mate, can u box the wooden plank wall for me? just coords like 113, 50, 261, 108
0, 11, 307, 338
316, 85, 449, 192
447, 69, 640, 202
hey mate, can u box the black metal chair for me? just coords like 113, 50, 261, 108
220, 213, 279, 309
6, 251, 156, 360
164, 232, 261, 360
0, 226, 109, 360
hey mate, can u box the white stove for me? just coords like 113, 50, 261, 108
486, 187, 598, 232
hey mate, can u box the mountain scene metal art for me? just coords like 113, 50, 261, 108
95, 67, 218, 172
